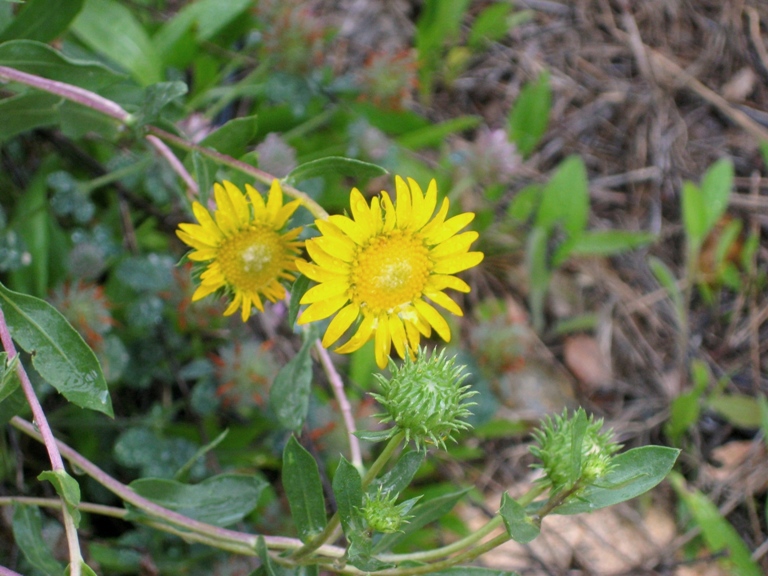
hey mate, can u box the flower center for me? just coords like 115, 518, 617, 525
218, 226, 284, 291
352, 230, 431, 313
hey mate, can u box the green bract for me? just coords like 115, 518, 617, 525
371, 348, 477, 449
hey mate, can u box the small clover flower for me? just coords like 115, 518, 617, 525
371, 348, 477, 450
530, 408, 621, 494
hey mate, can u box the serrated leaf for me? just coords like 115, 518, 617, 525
71, 0, 162, 86
130, 473, 266, 527
12, 505, 63, 576
508, 71, 551, 156
0, 40, 123, 90
0, 0, 84, 43
38, 469, 81, 527
282, 435, 327, 542
0, 92, 61, 142
332, 456, 363, 535
199, 115, 259, 159
499, 493, 539, 543
552, 446, 679, 514
373, 488, 470, 553
284, 156, 387, 186
269, 330, 314, 431
0, 281, 113, 416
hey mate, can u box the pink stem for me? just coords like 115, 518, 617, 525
145, 135, 199, 199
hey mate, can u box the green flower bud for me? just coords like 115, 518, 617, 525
371, 348, 476, 450
361, 488, 419, 533
530, 408, 620, 493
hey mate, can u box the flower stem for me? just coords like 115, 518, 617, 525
0, 309, 84, 576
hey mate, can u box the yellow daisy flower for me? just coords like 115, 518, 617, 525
297, 176, 483, 369
176, 180, 303, 322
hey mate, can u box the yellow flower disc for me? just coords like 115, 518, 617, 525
176, 180, 303, 322
297, 175, 483, 369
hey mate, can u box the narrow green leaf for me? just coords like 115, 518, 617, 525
568, 230, 656, 256
269, 331, 314, 431
0, 0, 84, 43
332, 457, 363, 535
71, 0, 162, 85
282, 435, 327, 542
255, 535, 293, 576
526, 225, 551, 332
707, 393, 762, 429
499, 493, 540, 543
682, 181, 706, 248
12, 505, 63, 576
130, 473, 266, 527
648, 256, 684, 326
199, 115, 259, 159
760, 141, 768, 169
0, 40, 123, 90
0, 385, 26, 425
0, 281, 113, 416
507, 183, 542, 222
288, 275, 310, 328
191, 151, 216, 206
284, 156, 387, 186
670, 472, 762, 576
396, 116, 481, 150
508, 71, 551, 156
371, 450, 425, 497
136, 81, 187, 125
553, 446, 680, 515
373, 488, 470, 553
469, 3, 512, 48
0, 352, 19, 403
536, 155, 589, 237
38, 469, 81, 527
700, 158, 734, 234
415, 0, 471, 96
174, 428, 229, 481
354, 429, 395, 443
0, 91, 61, 141
665, 390, 703, 445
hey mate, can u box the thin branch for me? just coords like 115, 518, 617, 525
145, 135, 199, 200
0, 309, 83, 576
0, 566, 24, 576
314, 341, 362, 469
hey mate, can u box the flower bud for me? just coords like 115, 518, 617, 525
361, 488, 419, 534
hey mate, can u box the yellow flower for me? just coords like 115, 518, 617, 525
176, 180, 303, 322
297, 176, 483, 369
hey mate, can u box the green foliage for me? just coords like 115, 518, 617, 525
12, 505, 64, 575
508, 72, 551, 157
269, 329, 315, 431
499, 494, 539, 543
0, 0, 84, 43
282, 435, 327, 542
38, 469, 81, 526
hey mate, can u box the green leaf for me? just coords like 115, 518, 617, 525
269, 330, 314, 431
707, 393, 762, 429
0, 281, 113, 416
371, 450, 425, 497
526, 225, 551, 332
0, 0, 83, 43
536, 155, 589, 237
354, 429, 395, 443
38, 469, 81, 527
700, 158, 734, 234
373, 488, 470, 553
396, 116, 481, 150
332, 456, 363, 535
192, 151, 216, 206
282, 435, 327, 542
508, 72, 551, 156
71, 0, 162, 86
648, 256, 684, 327
682, 181, 707, 248
0, 91, 61, 141
567, 230, 656, 256
665, 361, 708, 444
135, 81, 188, 126
12, 505, 64, 576
255, 535, 293, 576
507, 184, 542, 222
670, 472, 763, 576
129, 473, 266, 527
0, 40, 123, 90
0, 351, 19, 403
552, 446, 680, 515
69, 562, 98, 576
284, 156, 387, 186
469, 3, 512, 48
174, 428, 229, 482
199, 115, 259, 159
415, 0, 471, 97
760, 141, 768, 170
0, 385, 26, 425
569, 408, 588, 483
499, 493, 540, 543
288, 275, 310, 328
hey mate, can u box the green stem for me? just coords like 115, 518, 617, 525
83, 157, 153, 193
146, 125, 329, 220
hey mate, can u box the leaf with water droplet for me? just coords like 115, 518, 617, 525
0, 281, 113, 417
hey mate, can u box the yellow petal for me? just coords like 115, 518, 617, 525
223, 181, 249, 227
374, 313, 392, 369
192, 202, 222, 238
334, 313, 375, 354
425, 290, 463, 316
274, 199, 301, 228
251, 291, 264, 311
297, 294, 348, 324
426, 274, 471, 293
240, 293, 252, 322
395, 175, 411, 229
426, 212, 475, 245
300, 281, 349, 304
432, 251, 484, 275
296, 259, 347, 283
414, 299, 451, 342
176, 228, 218, 250
223, 292, 242, 316
388, 314, 407, 359
350, 188, 374, 230
419, 198, 450, 240
245, 183, 266, 213
306, 240, 350, 272
403, 318, 421, 353
411, 178, 437, 230
328, 214, 369, 245
314, 235, 356, 263
321, 302, 360, 348
187, 249, 217, 261
381, 192, 396, 232
430, 231, 479, 259
191, 282, 220, 301
267, 179, 283, 220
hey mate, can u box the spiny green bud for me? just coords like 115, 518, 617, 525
371, 348, 477, 450
530, 408, 621, 493
361, 487, 419, 533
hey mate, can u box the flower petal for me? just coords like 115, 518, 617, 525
297, 294, 348, 324
432, 251, 484, 275
430, 231, 479, 259
300, 280, 349, 304
425, 289, 463, 316
334, 312, 375, 354
395, 175, 412, 229
426, 274, 471, 293
374, 313, 392, 369
328, 214, 369, 245
414, 299, 451, 342
425, 212, 475, 246
411, 178, 437, 230
321, 303, 360, 348
305, 240, 350, 272
388, 314, 407, 359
